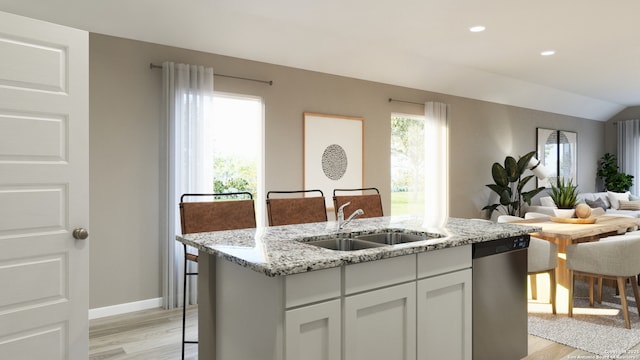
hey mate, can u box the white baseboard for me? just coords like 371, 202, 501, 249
89, 297, 163, 320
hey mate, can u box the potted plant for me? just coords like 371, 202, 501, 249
597, 153, 634, 192
483, 151, 546, 218
550, 177, 579, 217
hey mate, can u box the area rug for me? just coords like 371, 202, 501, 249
528, 280, 640, 358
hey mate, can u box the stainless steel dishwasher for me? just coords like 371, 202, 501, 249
472, 235, 530, 360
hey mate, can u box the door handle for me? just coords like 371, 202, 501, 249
72, 227, 89, 240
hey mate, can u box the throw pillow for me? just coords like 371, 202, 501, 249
608, 191, 631, 210
619, 200, 640, 210
540, 196, 557, 208
630, 194, 640, 201
585, 198, 608, 210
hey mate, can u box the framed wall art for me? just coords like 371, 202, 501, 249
536, 128, 577, 187
303, 112, 364, 210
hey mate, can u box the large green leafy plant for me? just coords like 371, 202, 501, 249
483, 151, 546, 217
597, 153, 633, 192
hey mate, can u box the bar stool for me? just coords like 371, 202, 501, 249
178, 192, 256, 359
332, 187, 383, 219
266, 189, 327, 226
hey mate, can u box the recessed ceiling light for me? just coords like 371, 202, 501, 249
469, 26, 486, 33
541, 50, 556, 56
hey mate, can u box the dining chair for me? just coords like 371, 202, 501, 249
567, 236, 640, 328
266, 189, 327, 226
524, 212, 550, 220
178, 192, 256, 359
332, 187, 383, 219
498, 215, 557, 313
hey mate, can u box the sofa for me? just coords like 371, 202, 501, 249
525, 191, 640, 218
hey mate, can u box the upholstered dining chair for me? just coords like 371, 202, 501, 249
266, 189, 327, 226
524, 212, 550, 220
567, 236, 640, 328
332, 187, 383, 219
497, 215, 558, 313
179, 192, 257, 359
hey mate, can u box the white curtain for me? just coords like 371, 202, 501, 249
161, 62, 214, 309
618, 119, 640, 195
423, 102, 449, 230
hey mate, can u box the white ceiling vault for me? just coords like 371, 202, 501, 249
2, 0, 639, 121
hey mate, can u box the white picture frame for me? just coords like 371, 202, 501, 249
303, 112, 364, 210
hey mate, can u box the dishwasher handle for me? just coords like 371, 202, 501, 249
472, 235, 530, 259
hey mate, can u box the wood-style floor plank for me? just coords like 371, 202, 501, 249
90, 306, 640, 359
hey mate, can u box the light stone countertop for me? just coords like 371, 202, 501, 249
176, 215, 540, 277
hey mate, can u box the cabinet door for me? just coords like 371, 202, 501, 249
344, 283, 416, 360
417, 269, 472, 360
285, 299, 341, 360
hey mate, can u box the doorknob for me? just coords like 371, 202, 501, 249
72, 227, 89, 240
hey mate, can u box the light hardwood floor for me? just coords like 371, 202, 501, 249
89, 306, 198, 360
89, 306, 623, 360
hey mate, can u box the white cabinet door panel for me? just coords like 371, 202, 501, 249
345, 282, 416, 360
286, 299, 341, 360
417, 269, 472, 360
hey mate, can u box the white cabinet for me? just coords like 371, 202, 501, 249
344, 283, 416, 360
417, 245, 472, 360
285, 299, 341, 360
417, 269, 472, 360
202, 245, 472, 360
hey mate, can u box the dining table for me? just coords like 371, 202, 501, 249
514, 215, 640, 313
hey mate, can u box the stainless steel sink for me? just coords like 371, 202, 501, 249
354, 231, 432, 245
304, 238, 387, 251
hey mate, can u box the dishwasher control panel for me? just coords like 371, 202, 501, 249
472, 235, 530, 259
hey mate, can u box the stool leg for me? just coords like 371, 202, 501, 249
182, 251, 187, 360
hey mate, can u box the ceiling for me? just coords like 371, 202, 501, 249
2, 0, 639, 121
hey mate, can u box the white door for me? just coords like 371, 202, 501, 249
0, 11, 89, 360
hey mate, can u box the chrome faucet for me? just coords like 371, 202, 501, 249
337, 202, 365, 229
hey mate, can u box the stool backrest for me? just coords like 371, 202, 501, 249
180, 192, 256, 234
266, 189, 327, 226
333, 187, 383, 219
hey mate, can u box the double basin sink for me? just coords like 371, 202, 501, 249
300, 229, 441, 251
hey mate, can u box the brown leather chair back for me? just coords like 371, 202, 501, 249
180, 193, 256, 234
333, 188, 383, 219
266, 190, 327, 226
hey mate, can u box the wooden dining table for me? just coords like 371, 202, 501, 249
515, 215, 640, 313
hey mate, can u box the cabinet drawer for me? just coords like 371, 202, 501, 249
418, 245, 471, 279
285, 267, 341, 308
345, 255, 416, 295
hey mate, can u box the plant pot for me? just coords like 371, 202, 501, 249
553, 208, 576, 218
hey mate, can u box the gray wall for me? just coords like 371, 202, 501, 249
89, 33, 606, 309
605, 106, 640, 155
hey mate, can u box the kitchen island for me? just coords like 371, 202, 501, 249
177, 215, 538, 360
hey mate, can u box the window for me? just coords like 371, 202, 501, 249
212, 93, 264, 225
390, 113, 425, 215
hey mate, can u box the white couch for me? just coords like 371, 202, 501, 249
525, 191, 640, 218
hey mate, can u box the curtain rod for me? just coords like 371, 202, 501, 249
388, 98, 424, 106
149, 63, 273, 86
